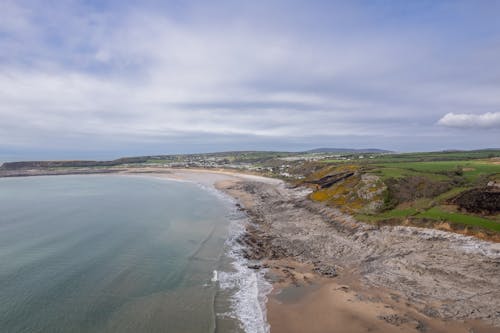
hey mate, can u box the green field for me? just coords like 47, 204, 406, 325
305, 150, 500, 237
356, 208, 418, 222
416, 207, 500, 232
357, 206, 499, 232
368, 160, 500, 182
367, 150, 500, 163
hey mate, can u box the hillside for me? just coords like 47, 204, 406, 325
305, 148, 392, 153
1, 149, 499, 241
297, 150, 500, 241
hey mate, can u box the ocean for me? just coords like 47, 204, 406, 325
0, 175, 270, 333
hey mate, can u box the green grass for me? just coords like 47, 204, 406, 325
359, 206, 500, 232
321, 159, 350, 163
434, 187, 468, 202
365, 150, 500, 163
310, 151, 500, 235
417, 207, 500, 232
370, 166, 450, 181
356, 208, 418, 222
381, 208, 418, 218
370, 160, 500, 182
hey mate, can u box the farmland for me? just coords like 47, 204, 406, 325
301, 150, 500, 240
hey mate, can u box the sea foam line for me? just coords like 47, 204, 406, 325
195, 180, 272, 333
217, 210, 272, 333
139, 174, 272, 333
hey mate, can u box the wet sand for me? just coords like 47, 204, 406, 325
211, 174, 500, 333
4, 167, 500, 332
265, 259, 499, 333
129, 169, 500, 333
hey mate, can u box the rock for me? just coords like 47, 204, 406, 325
449, 186, 500, 214
416, 320, 427, 332
305, 171, 355, 189
378, 314, 409, 326
218, 178, 500, 327
248, 264, 261, 270
422, 306, 439, 318
313, 265, 338, 277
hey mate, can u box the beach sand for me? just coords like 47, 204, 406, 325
135, 168, 500, 333
5, 167, 498, 332
265, 260, 498, 333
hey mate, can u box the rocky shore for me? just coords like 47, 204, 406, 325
2, 168, 499, 332
216, 177, 500, 332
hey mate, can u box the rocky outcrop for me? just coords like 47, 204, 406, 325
305, 171, 355, 189
220, 179, 500, 327
385, 176, 451, 206
450, 184, 500, 214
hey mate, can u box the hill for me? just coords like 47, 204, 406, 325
305, 148, 392, 153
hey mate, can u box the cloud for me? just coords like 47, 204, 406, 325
0, 1, 499, 156
437, 112, 500, 129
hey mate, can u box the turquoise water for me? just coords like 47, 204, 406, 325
0, 175, 249, 333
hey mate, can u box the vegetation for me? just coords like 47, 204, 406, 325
416, 207, 500, 232
301, 150, 500, 239
2, 148, 499, 240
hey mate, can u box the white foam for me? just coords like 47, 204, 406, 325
136, 173, 273, 332
218, 211, 272, 333
212, 270, 218, 282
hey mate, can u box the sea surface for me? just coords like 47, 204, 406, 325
0, 175, 269, 333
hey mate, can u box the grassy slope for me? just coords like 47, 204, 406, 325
372, 160, 499, 182
416, 207, 500, 232
305, 151, 500, 234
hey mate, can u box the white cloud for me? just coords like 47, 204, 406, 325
437, 112, 500, 129
0, 1, 499, 154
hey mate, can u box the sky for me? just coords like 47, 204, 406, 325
0, 0, 499, 160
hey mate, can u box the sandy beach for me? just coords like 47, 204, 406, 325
125, 168, 500, 332
3, 168, 500, 332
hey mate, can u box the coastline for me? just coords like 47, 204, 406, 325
207, 170, 500, 333
131, 169, 275, 333
2, 168, 500, 332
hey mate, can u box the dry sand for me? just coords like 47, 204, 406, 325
127, 168, 500, 333
209, 172, 500, 333
265, 259, 498, 333
4, 167, 500, 332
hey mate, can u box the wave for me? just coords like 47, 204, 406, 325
212, 270, 218, 282
145, 174, 272, 333
217, 211, 272, 333
198, 182, 272, 333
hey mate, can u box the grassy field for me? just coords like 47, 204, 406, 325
356, 208, 418, 222
371, 160, 500, 182
303, 150, 500, 238
416, 207, 500, 232
369, 165, 450, 181
367, 150, 500, 163
357, 206, 500, 232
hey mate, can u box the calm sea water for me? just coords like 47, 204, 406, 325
0, 175, 269, 333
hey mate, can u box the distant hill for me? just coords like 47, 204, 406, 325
0, 157, 150, 170
305, 148, 392, 154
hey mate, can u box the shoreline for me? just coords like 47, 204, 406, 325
208, 171, 500, 333
126, 169, 275, 333
2, 169, 500, 332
